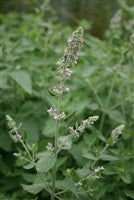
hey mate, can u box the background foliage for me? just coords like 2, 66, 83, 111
0, 0, 134, 199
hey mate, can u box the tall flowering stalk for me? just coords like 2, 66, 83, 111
47, 27, 84, 200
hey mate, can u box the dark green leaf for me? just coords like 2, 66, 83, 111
64, 110, 76, 122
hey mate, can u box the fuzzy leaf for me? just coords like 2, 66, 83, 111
83, 152, 97, 160
23, 162, 35, 170
10, 70, 32, 94
100, 154, 119, 161
36, 152, 56, 172
21, 183, 44, 194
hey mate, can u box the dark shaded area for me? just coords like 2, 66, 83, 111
1, 0, 134, 38
0, 0, 118, 39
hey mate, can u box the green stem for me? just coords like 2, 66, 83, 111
39, 173, 52, 193
19, 138, 33, 161
51, 96, 61, 200
21, 156, 31, 163
55, 189, 68, 196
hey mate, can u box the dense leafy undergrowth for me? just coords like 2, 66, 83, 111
0, 1, 134, 200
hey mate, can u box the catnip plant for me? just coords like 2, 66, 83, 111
6, 27, 125, 200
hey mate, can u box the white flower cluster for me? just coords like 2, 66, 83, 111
46, 142, 54, 151
69, 115, 99, 138
56, 27, 84, 81
53, 85, 70, 96
78, 116, 99, 132
111, 124, 125, 144
94, 166, 104, 173
6, 115, 17, 132
47, 107, 65, 121
6, 115, 21, 142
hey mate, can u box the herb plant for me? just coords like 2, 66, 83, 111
1, 1, 134, 200
6, 27, 126, 200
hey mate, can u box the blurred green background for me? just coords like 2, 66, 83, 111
1, 0, 133, 38
0, 0, 134, 200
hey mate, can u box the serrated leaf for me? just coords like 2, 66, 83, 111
21, 183, 44, 194
56, 177, 74, 190
77, 165, 91, 178
64, 110, 76, 122
58, 136, 72, 150
36, 152, 56, 172
100, 154, 119, 161
10, 70, 32, 94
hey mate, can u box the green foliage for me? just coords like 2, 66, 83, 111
0, 0, 134, 200
21, 183, 44, 195
36, 152, 56, 173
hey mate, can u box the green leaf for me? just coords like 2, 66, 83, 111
77, 165, 91, 178
10, 70, 32, 94
58, 136, 72, 150
64, 110, 76, 122
21, 183, 44, 194
120, 173, 131, 184
88, 103, 99, 110
56, 177, 74, 190
23, 116, 39, 143
109, 110, 125, 123
36, 152, 56, 173
124, 190, 134, 199
72, 170, 80, 183
56, 157, 67, 169
23, 162, 35, 170
83, 152, 97, 160
0, 132, 12, 151
100, 154, 119, 161
42, 118, 55, 138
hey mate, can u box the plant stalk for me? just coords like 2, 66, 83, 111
51, 96, 61, 200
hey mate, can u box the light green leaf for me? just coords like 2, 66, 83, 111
77, 165, 91, 178
42, 118, 55, 138
88, 103, 99, 110
109, 110, 125, 123
36, 152, 56, 173
83, 153, 97, 160
21, 183, 44, 194
100, 154, 119, 161
10, 70, 32, 94
58, 136, 72, 151
23, 162, 35, 170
